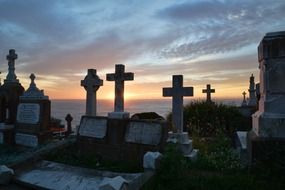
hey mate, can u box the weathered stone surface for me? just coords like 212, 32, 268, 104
15, 133, 38, 147
108, 112, 130, 119
106, 64, 134, 115
125, 121, 162, 145
0, 165, 14, 185
143, 152, 162, 170
99, 176, 128, 190
16, 103, 40, 124
81, 69, 103, 116
78, 116, 107, 139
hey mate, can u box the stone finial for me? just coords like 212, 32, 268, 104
247, 74, 257, 106
5, 49, 19, 83
20, 73, 48, 99
81, 69, 103, 116
163, 75, 193, 133
106, 64, 134, 113
202, 84, 215, 103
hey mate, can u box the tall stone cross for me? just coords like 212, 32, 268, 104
202, 84, 215, 103
81, 69, 103, 116
163, 75, 193, 133
5, 49, 18, 82
241, 91, 247, 106
106, 64, 134, 112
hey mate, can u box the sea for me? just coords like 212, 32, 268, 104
51, 98, 241, 127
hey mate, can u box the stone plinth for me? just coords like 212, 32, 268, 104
252, 31, 285, 138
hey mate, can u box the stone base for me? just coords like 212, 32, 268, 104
252, 111, 285, 138
108, 112, 130, 119
235, 131, 248, 165
167, 131, 198, 160
0, 124, 15, 145
247, 130, 285, 167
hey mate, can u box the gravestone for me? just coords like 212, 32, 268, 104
202, 84, 215, 103
65, 113, 73, 135
249, 31, 285, 165
81, 69, 103, 116
247, 74, 257, 107
78, 116, 107, 139
241, 91, 247, 107
106, 64, 134, 119
15, 74, 51, 147
0, 123, 14, 144
163, 75, 198, 159
0, 49, 24, 125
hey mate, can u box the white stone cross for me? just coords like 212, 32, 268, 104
163, 75, 193, 133
81, 69, 103, 116
106, 64, 134, 112
202, 84, 215, 103
6, 49, 18, 82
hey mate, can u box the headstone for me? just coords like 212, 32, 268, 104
163, 75, 193, 133
143, 152, 162, 170
81, 69, 103, 116
249, 31, 285, 165
125, 121, 162, 145
163, 75, 198, 159
202, 84, 215, 103
241, 91, 247, 107
65, 113, 73, 135
0, 49, 24, 124
106, 64, 134, 119
78, 116, 107, 139
247, 74, 257, 106
15, 73, 51, 147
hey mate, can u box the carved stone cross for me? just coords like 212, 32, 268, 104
106, 64, 134, 112
81, 69, 103, 116
5, 49, 18, 82
163, 75, 193, 133
202, 84, 215, 103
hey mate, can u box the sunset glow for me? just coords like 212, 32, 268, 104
0, 0, 284, 100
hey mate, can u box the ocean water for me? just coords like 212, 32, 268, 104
51, 98, 241, 126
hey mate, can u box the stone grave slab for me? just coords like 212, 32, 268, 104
125, 121, 162, 145
16, 103, 40, 124
15, 133, 38, 147
14, 160, 153, 190
79, 116, 107, 139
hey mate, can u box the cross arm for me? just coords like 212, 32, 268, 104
106, 73, 115, 81
162, 88, 173, 97
123, 72, 134, 81
182, 87, 194, 96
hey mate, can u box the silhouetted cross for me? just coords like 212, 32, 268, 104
202, 84, 215, 103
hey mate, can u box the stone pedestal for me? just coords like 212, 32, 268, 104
108, 112, 130, 119
167, 132, 198, 160
249, 31, 285, 165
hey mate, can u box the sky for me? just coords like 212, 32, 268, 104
0, 0, 284, 100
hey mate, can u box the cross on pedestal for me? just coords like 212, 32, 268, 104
163, 75, 193, 133
202, 84, 215, 103
81, 69, 103, 116
241, 91, 247, 106
106, 64, 134, 112
5, 49, 18, 82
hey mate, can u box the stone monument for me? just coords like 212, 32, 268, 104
163, 75, 198, 159
241, 91, 247, 107
15, 73, 51, 147
202, 84, 215, 103
249, 31, 285, 164
247, 74, 257, 107
106, 64, 134, 119
81, 69, 103, 116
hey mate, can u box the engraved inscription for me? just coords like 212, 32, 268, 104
15, 133, 38, 147
125, 122, 162, 145
79, 117, 107, 138
17, 103, 40, 124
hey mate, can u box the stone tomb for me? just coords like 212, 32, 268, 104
15, 74, 52, 147
78, 116, 167, 163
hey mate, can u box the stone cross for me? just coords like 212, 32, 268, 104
106, 64, 134, 112
163, 75, 193, 133
65, 113, 73, 135
81, 69, 103, 116
5, 49, 18, 82
241, 91, 247, 106
202, 84, 215, 103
